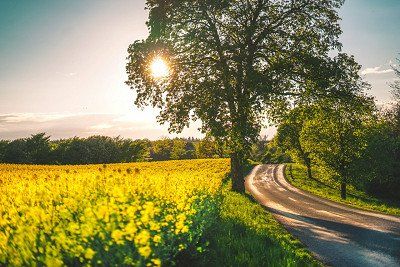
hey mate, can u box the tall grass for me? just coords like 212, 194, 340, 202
180, 183, 320, 266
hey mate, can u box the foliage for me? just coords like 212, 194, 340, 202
0, 159, 229, 266
3, 138, 29, 163
0, 140, 8, 162
25, 133, 52, 164
191, 185, 319, 267
194, 135, 224, 159
353, 119, 400, 200
126, 0, 352, 191
300, 96, 374, 199
390, 56, 400, 99
286, 163, 400, 216
0, 135, 226, 165
351, 57, 400, 200
150, 138, 174, 161
282, 98, 400, 202
276, 107, 313, 178
250, 137, 290, 164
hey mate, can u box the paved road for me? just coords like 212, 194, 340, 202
245, 164, 400, 267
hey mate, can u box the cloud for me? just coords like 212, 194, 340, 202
361, 66, 394, 75
0, 113, 73, 123
90, 123, 113, 130
0, 112, 203, 140
0, 112, 278, 141
55, 71, 78, 78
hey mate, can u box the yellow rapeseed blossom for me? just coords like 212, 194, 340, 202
138, 246, 152, 258
151, 258, 162, 266
0, 159, 229, 266
84, 248, 96, 260
111, 230, 125, 244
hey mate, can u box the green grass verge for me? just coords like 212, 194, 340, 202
285, 163, 400, 217
183, 184, 320, 267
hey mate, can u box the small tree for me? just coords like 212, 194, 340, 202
389, 56, 400, 190
276, 106, 314, 180
195, 136, 220, 159
301, 96, 374, 199
54, 137, 90, 165
170, 138, 187, 160
356, 118, 399, 199
127, 0, 362, 192
0, 140, 9, 163
4, 139, 28, 164
150, 138, 173, 161
25, 133, 52, 164
390, 57, 400, 100
130, 139, 151, 162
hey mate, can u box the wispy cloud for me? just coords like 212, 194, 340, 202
0, 113, 74, 123
0, 113, 279, 141
0, 112, 203, 140
90, 123, 113, 130
361, 66, 394, 75
55, 71, 78, 78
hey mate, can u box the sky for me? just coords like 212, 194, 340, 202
0, 0, 399, 140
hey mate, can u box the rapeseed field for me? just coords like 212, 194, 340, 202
0, 159, 229, 266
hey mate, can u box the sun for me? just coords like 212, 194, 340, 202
150, 57, 170, 78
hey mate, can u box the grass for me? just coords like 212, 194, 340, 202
180, 183, 320, 267
285, 163, 400, 217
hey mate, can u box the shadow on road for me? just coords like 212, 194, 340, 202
265, 206, 400, 265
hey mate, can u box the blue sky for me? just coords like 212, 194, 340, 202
0, 0, 399, 140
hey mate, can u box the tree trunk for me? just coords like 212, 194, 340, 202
304, 155, 313, 180
306, 162, 313, 180
231, 153, 245, 193
340, 181, 347, 200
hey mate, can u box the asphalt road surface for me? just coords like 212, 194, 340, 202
245, 164, 400, 267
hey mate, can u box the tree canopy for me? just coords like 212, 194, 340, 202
126, 0, 366, 191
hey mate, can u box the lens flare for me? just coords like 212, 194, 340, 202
150, 57, 169, 78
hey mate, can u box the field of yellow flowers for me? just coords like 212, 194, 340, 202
0, 159, 230, 266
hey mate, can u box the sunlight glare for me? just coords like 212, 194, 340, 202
150, 57, 169, 78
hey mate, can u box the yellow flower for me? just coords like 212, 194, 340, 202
45, 257, 63, 267
111, 230, 124, 244
135, 230, 150, 245
151, 258, 162, 266
165, 215, 174, 221
84, 248, 96, 260
138, 246, 152, 258
153, 235, 162, 243
0, 159, 230, 266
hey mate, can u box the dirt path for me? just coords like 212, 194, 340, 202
245, 164, 400, 267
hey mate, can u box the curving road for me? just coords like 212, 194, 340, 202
245, 164, 400, 267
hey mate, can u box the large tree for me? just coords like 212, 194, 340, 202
126, 0, 361, 192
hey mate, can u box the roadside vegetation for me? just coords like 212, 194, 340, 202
285, 163, 400, 217
276, 57, 400, 202
191, 184, 319, 267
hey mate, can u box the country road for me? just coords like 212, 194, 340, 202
245, 164, 400, 267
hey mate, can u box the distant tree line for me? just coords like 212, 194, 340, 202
0, 132, 289, 166
0, 135, 230, 165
